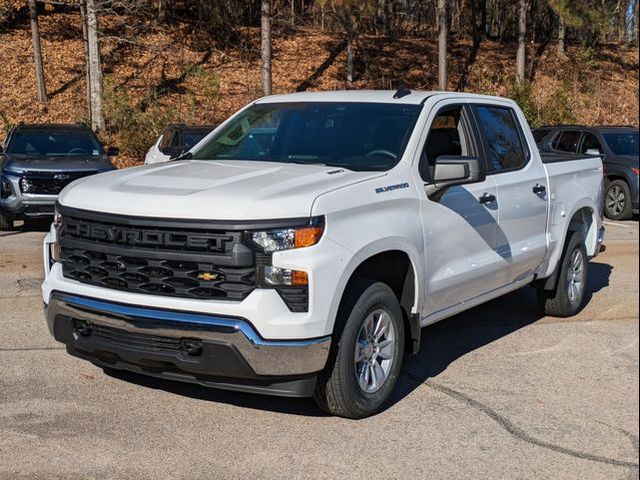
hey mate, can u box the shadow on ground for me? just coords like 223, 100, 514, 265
106, 262, 612, 418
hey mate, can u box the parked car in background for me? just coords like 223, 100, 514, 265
144, 124, 215, 165
43, 91, 605, 418
0, 123, 117, 230
534, 125, 639, 220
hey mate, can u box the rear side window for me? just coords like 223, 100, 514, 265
553, 130, 581, 153
473, 105, 527, 172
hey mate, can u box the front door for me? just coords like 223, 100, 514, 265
417, 102, 505, 319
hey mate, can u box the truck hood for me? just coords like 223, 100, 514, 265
1, 154, 114, 174
58, 160, 384, 220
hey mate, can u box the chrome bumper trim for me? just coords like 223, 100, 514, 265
46, 292, 330, 376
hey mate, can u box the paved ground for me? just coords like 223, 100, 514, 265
0, 220, 638, 480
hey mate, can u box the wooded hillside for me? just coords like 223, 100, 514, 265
1, 1, 638, 167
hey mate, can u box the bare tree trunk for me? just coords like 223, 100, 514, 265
290, 0, 295, 26
558, 16, 567, 59
261, 0, 272, 96
347, 31, 354, 85
79, 1, 92, 123
28, 0, 47, 103
516, 0, 526, 82
437, 0, 447, 90
86, 0, 104, 131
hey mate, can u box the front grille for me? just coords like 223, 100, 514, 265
20, 171, 98, 195
59, 212, 257, 301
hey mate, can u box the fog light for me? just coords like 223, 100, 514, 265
263, 266, 308, 286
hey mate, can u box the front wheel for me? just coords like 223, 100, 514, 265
537, 232, 589, 317
314, 280, 405, 419
0, 211, 13, 231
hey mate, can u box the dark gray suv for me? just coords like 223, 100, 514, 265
534, 125, 639, 220
0, 124, 117, 230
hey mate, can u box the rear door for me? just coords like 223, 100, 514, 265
471, 103, 549, 285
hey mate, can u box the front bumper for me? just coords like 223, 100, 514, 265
45, 292, 331, 397
1, 193, 56, 219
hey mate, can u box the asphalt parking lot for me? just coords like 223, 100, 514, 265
0, 220, 638, 480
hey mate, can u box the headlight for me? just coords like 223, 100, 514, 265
249, 219, 324, 253
0, 175, 12, 198
50, 209, 63, 263
19, 177, 32, 194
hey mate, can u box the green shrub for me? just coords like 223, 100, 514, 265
104, 77, 178, 160
538, 82, 576, 126
507, 77, 536, 126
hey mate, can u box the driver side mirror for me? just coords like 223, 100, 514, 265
585, 148, 603, 158
425, 156, 486, 199
106, 146, 120, 156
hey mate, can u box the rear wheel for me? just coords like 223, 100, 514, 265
604, 179, 633, 220
537, 232, 589, 317
314, 280, 405, 419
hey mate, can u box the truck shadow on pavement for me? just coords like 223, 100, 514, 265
104, 262, 612, 418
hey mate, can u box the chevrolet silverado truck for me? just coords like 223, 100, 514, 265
42, 91, 605, 418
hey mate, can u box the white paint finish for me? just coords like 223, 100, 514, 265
58, 159, 383, 220
45, 91, 604, 341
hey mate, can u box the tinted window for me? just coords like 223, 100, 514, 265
532, 128, 551, 143
474, 106, 527, 172
553, 130, 581, 153
580, 133, 603, 154
603, 132, 639, 156
158, 129, 175, 152
6, 130, 103, 157
192, 102, 421, 172
182, 131, 210, 150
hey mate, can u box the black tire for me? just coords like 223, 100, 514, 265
314, 279, 405, 419
537, 232, 589, 317
0, 211, 13, 231
604, 179, 633, 220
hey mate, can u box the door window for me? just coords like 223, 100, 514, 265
158, 128, 175, 153
553, 130, 581, 153
419, 105, 472, 182
473, 105, 528, 172
580, 133, 603, 154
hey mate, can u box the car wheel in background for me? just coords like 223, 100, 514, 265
604, 179, 633, 220
0, 211, 13, 231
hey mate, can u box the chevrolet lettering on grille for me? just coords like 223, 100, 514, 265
63, 218, 233, 252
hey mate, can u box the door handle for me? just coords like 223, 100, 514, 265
532, 184, 546, 194
478, 193, 496, 204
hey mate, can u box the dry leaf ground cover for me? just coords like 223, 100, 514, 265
0, 11, 638, 167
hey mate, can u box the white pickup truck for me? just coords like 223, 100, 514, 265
42, 91, 605, 418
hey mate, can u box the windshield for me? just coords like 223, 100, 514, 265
603, 133, 639, 157
182, 131, 211, 150
191, 102, 422, 171
6, 130, 103, 157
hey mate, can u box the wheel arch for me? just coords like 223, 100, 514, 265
331, 245, 422, 354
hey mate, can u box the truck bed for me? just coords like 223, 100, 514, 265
540, 152, 600, 164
